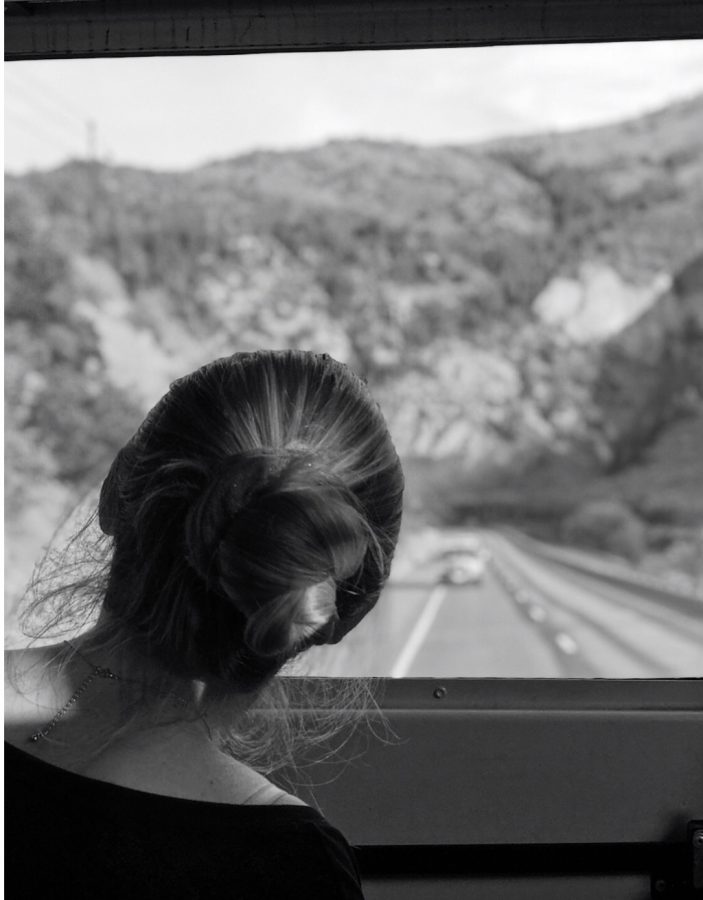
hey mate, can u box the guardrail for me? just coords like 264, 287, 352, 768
499, 527, 703, 619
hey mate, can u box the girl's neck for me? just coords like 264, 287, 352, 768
6, 635, 211, 770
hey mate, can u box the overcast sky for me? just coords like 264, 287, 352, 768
5, 40, 703, 173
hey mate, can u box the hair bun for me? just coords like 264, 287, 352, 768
184, 451, 281, 580
183, 448, 371, 657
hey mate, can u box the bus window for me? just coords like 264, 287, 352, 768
5, 43, 703, 683
6, 11, 703, 897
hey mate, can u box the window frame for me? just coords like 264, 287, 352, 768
5, 0, 703, 61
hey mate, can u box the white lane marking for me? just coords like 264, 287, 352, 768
390, 585, 447, 679
527, 604, 547, 623
554, 632, 579, 655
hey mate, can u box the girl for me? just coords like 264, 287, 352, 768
5, 349, 404, 899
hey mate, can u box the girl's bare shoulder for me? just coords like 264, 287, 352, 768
82, 730, 308, 806
4, 645, 307, 807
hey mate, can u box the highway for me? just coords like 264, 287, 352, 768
303, 529, 703, 679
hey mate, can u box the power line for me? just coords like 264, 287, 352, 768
5, 71, 115, 170
6, 72, 113, 163
5, 107, 82, 162
6, 70, 102, 158
5, 104, 82, 150
5, 78, 86, 142
6, 67, 91, 125
5, 99, 79, 152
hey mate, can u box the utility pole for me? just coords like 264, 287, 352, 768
86, 118, 97, 161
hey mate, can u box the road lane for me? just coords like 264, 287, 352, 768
302, 580, 432, 676
302, 526, 702, 679
533, 557, 703, 646
485, 531, 703, 677
404, 567, 564, 677
390, 585, 447, 678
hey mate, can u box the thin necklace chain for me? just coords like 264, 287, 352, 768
28, 642, 120, 743
28, 641, 192, 745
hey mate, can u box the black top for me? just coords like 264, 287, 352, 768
4, 741, 365, 899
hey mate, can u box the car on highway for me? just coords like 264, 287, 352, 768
439, 547, 487, 585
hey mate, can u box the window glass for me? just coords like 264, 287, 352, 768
5, 44, 703, 677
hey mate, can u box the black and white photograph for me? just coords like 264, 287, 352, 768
5, 4, 703, 898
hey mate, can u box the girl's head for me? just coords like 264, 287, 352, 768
97, 350, 404, 693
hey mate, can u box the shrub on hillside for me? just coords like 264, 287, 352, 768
561, 499, 647, 562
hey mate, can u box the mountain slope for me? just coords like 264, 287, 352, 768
5, 95, 703, 601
